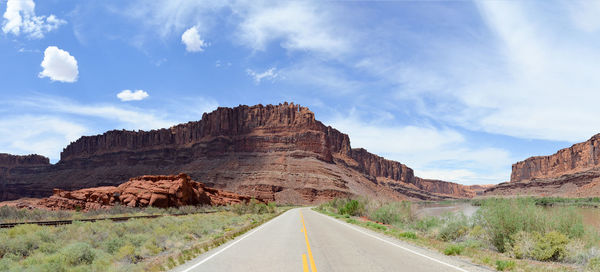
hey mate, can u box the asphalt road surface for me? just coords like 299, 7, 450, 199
172, 208, 491, 272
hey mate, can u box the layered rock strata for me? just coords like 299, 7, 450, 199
1, 103, 474, 203
511, 134, 600, 183
486, 134, 600, 197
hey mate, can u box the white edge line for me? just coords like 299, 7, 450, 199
312, 210, 471, 272
179, 209, 291, 272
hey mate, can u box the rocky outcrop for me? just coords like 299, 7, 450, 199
511, 134, 600, 182
485, 133, 600, 197
0, 103, 473, 203
36, 174, 253, 210
0, 154, 49, 166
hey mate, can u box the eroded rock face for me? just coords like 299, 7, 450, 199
511, 134, 600, 182
37, 174, 252, 210
485, 133, 600, 197
0, 103, 474, 203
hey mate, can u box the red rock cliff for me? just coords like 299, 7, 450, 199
511, 134, 600, 182
2, 103, 473, 202
60, 103, 350, 163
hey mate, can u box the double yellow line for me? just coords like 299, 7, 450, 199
300, 210, 317, 272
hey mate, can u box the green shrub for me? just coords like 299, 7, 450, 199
509, 231, 535, 259
443, 244, 464, 255
398, 232, 417, 239
61, 242, 96, 265
412, 217, 440, 232
531, 231, 570, 261
369, 202, 413, 225
495, 260, 515, 271
438, 213, 469, 242
475, 198, 584, 252
339, 199, 363, 216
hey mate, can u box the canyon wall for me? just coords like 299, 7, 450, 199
485, 134, 600, 197
1, 103, 474, 203
510, 134, 600, 182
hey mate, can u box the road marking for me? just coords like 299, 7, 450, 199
302, 254, 309, 272
312, 210, 471, 272
178, 210, 288, 272
300, 210, 318, 272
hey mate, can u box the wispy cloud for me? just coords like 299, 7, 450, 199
327, 109, 513, 185
247, 67, 278, 84
0, 115, 87, 161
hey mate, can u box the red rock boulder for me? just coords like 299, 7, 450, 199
38, 173, 255, 210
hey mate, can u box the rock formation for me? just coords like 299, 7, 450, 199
35, 174, 253, 210
486, 134, 600, 197
511, 134, 600, 182
0, 103, 474, 203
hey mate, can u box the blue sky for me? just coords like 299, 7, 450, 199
2, 0, 599, 185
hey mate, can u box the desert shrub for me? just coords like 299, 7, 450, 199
61, 242, 96, 266
508, 231, 535, 259
495, 260, 515, 271
412, 217, 440, 232
476, 198, 584, 252
398, 231, 417, 239
443, 244, 464, 255
338, 199, 364, 216
369, 202, 413, 225
531, 231, 570, 261
549, 207, 585, 238
438, 213, 469, 242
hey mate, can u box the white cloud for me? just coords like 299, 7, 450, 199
236, 1, 348, 55
327, 111, 513, 185
117, 89, 149, 101
246, 67, 278, 83
0, 115, 87, 161
15, 96, 173, 131
38, 46, 79, 83
129, 0, 348, 56
181, 26, 207, 52
2, 0, 66, 39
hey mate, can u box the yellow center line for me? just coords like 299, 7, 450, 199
300, 210, 317, 272
302, 254, 309, 272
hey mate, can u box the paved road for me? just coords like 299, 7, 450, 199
172, 208, 491, 272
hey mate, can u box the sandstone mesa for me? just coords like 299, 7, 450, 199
0, 103, 475, 204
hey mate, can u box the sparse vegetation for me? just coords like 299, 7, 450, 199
316, 197, 600, 271
0, 204, 217, 224
0, 202, 288, 271
443, 244, 464, 255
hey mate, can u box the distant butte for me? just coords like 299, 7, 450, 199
0, 103, 475, 204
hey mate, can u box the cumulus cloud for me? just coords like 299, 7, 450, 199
246, 67, 278, 83
181, 26, 206, 52
38, 46, 79, 83
117, 90, 149, 101
2, 0, 66, 39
